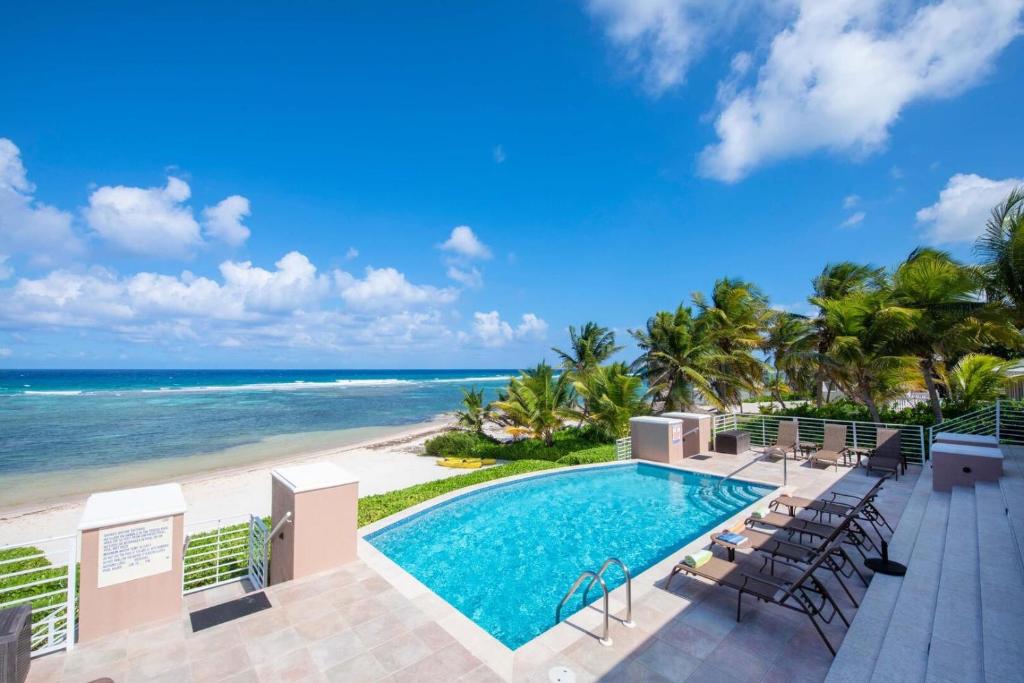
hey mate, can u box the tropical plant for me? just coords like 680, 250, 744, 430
943, 353, 1013, 412
454, 386, 490, 434
629, 305, 719, 411
976, 187, 1024, 324
490, 363, 575, 446
573, 362, 647, 439
551, 322, 622, 376
762, 311, 816, 408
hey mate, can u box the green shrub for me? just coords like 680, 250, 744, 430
423, 430, 490, 457
556, 444, 616, 465
475, 427, 608, 463
358, 459, 563, 526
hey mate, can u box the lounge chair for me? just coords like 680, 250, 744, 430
748, 503, 879, 560
760, 420, 798, 460
809, 424, 848, 470
770, 474, 894, 538
865, 428, 904, 479
667, 538, 850, 655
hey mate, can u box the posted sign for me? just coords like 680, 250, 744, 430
97, 517, 174, 588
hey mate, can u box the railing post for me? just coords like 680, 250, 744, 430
761, 417, 766, 446
66, 535, 77, 650
852, 422, 858, 450
919, 426, 926, 463
996, 399, 1002, 443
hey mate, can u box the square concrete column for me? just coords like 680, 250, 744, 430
630, 416, 684, 464
661, 412, 712, 457
270, 463, 358, 585
934, 432, 999, 448
77, 484, 186, 643
932, 442, 1003, 491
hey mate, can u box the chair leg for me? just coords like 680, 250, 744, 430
736, 592, 743, 622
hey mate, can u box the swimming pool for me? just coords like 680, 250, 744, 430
366, 462, 774, 649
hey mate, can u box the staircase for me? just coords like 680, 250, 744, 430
825, 446, 1024, 683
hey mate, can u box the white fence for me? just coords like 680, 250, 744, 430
0, 535, 77, 656
615, 437, 632, 460
713, 412, 928, 464
928, 400, 1024, 446
182, 515, 252, 594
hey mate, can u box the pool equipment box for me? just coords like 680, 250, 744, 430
270, 462, 359, 585
931, 441, 1003, 492
629, 416, 685, 464
77, 483, 186, 643
661, 412, 711, 457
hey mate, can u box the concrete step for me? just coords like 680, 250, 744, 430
924, 486, 983, 682
976, 481, 1024, 681
825, 469, 934, 683
868, 488, 951, 683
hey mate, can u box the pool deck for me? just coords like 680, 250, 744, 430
26, 450, 920, 682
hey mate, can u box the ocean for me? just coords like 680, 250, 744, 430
0, 369, 512, 506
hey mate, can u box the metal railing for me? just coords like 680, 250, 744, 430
927, 400, 1024, 446
183, 515, 251, 594
0, 534, 77, 656
713, 412, 927, 464
556, 556, 634, 647
615, 437, 632, 460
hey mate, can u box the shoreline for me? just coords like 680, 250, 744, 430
0, 416, 459, 546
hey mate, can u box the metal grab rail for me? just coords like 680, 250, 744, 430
267, 511, 292, 548
581, 557, 635, 628
556, 570, 612, 646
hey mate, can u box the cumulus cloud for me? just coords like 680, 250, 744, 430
917, 173, 1024, 244
840, 211, 866, 228
337, 266, 459, 311
699, 0, 1024, 181
446, 265, 483, 288
467, 311, 548, 347
202, 195, 251, 246
0, 138, 84, 264
440, 226, 491, 260
85, 176, 202, 257
344, 247, 359, 261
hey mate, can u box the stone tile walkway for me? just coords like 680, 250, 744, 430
26, 456, 919, 682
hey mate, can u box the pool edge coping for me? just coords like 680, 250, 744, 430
356, 458, 786, 679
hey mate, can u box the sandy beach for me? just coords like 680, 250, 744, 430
0, 416, 465, 547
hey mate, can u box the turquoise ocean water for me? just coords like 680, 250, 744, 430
0, 369, 511, 504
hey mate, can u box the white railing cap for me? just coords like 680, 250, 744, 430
629, 416, 682, 425
272, 462, 358, 493
79, 483, 186, 530
661, 412, 711, 421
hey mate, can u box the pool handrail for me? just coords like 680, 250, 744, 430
581, 557, 635, 629
556, 570, 612, 646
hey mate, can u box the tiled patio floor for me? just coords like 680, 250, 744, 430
25, 454, 919, 682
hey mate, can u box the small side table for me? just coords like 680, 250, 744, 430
848, 446, 873, 467
798, 441, 818, 460
711, 533, 747, 561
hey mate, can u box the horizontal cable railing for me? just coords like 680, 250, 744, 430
713, 412, 927, 464
615, 437, 632, 461
183, 515, 252, 594
0, 535, 77, 655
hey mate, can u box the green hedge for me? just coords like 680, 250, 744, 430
358, 459, 563, 527
555, 444, 616, 465
423, 427, 611, 463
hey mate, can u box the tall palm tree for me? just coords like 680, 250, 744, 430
573, 362, 647, 439
762, 311, 816, 409
976, 187, 1024, 324
551, 322, 622, 376
490, 363, 574, 446
809, 262, 886, 406
693, 278, 769, 409
454, 387, 490, 435
629, 305, 720, 411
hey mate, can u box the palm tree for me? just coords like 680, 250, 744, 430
490, 363, 574, 446
454, 387, 489, 435
809, 262, 886, 406
573, 362, 647, 439
976, 187, 1024, 324
762, 311, 816, 409
551, 322, 622, 376
630, 305, 720, 411
693, 278, 769, 409
944, 353, 1013, 412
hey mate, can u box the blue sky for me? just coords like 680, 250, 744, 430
1, 0, 1022, 368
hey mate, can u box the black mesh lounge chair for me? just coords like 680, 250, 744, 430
770, 474, 894, 539
747, 504, 880, 560
865, 428, 904, 479
667, 538, 850, 655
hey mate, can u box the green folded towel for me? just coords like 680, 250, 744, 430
750, 506, 771, 519
683, 549, 712, 568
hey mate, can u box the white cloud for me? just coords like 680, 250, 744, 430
202, 195, 251, 246
843, 194, 861, 209
85, 176, 202, 257
917, 173, 1023, 244
0, 138, 84, 264
344, 247, 359, 261
446, 265, 483, 288
467, 311, 548, 347
439, 226, 492, 260
337, 266, 458, 311
700, 0, 1024, 181
493, 145, 506, 164
0, 347, 10, 358
219, 251, 331, 313
840, 211, 866, 228
0, 255, 11, 281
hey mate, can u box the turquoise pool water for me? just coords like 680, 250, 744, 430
366, 462, 774, 649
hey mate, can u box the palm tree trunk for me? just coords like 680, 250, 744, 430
861, 388, 882, 423
921, 359, 944, 423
